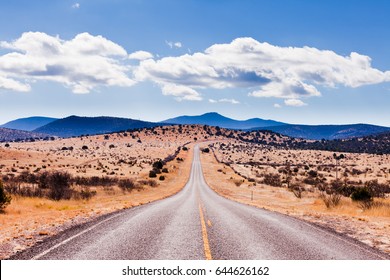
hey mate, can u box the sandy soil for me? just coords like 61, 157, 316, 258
210, 141, 390, 184
200, 143, 390, 256
0, 135, 195, 259
1, 126, 390, 259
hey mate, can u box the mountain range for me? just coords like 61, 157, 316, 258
163, 112, 285, 129
255, 123, 390, 140
0, 116, 58, 131
0, 127, 48, 142
33, 116, 158, 138
1, 112, 389, 141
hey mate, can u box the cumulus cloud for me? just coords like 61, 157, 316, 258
284, 99, 307, 107
274, 103, 281, 108
161, 83, 201, 101
209, 98, 239, 104
128, 50, 154, 61
136, 37, 390, 102
72, 3, 80, 9
0, 32, 134, 93
166, 41, 182, 49
0, 76, 31, 92
2, 34, 390, 103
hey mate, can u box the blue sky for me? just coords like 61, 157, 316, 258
0, 0, 390, 126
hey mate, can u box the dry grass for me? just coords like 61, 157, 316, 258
210, 141, 390, 185
199, 144, 390, 255
0, 144, 194, 259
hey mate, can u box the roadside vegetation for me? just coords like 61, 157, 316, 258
209, 141, 390, 213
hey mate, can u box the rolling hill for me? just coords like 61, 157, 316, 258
290, 131, 390, 154
33, 116, 160, 137
163, 112, 286, 129
0, 127, 48, 142
3, 112, 389, 140
0, 116, 57, 131
259, 124, 390, 140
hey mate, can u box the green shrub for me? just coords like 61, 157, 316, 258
78, 188, 97, 200
152, 160, 163, 170
351, 187, 374, 210
159, 175, 165, 181
48, 171, 72, 200
149, 170, 157, 178
118, 179, 137, 192
263, 173, 282, 187
351, 187, 373, 202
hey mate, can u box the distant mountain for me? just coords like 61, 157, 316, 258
1, 116, 58, 131
289, 131, 390, 155
0, 127, 48, 142
258, 124, 390, 140
33, 116, 159, 137
163, 112, 286, 129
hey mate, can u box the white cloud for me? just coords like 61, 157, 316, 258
208, 98, 239, 104
0, 76, 31, 92
284, 99, 307, 107
0, 32, 134, 93
220, 98, 239, 104
136, 37, 390, 102
249, 78, 321, 99
166, 41, 182, 49
128, 50, 154, 61
72, 3, 80, 9
161, 83, 201, 101
2, 34, 390, 103
274, 103, 281, 108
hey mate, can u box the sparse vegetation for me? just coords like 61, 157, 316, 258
262, 173, 282, 187
319, 192, 342, 208
118, 179, 138, 192
351, 187, 374, 210
0, 181, 12, 212
47, 171, 72, 200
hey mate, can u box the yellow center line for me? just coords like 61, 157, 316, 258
198, 203, 212, 260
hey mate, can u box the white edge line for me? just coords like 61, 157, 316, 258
32, 212, 124, 260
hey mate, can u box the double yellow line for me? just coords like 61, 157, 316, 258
198, 203, 212, 260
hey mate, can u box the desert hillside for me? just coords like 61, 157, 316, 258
1, 124, 389, 258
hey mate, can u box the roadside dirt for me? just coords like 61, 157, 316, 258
200, 147, 390, 256
0, 146, 193, 259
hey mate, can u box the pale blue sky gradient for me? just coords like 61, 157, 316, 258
0, 0, 390, 125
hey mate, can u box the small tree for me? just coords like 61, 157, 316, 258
351, 187, 373, 210
48, 172, 72, 200
0, 181, 12, 212
152, 160, 163, 170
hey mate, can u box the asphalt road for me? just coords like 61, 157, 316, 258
11, 146, 389, 260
